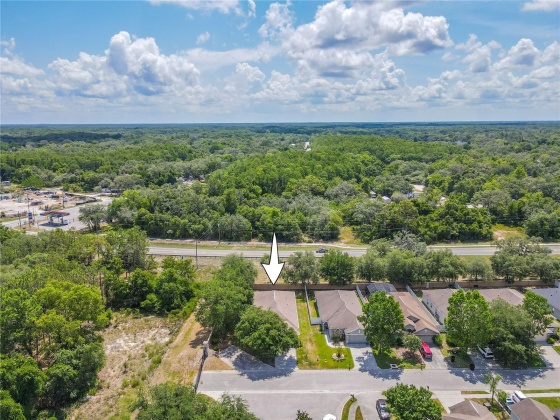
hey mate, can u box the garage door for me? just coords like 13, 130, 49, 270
346, 334, 367, 344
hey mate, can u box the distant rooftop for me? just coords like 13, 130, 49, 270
423, 288, 524, 319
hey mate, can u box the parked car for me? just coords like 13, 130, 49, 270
477, 346, 493, 359
376, 399, 391, 420
316, 248, 328, 253
512, 390, 527, 403
420, 342, 432, 359
506, 397, 514, 405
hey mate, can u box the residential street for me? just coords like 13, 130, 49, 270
199, 366, 560, 420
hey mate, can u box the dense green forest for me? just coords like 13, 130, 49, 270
2, 123, 560, 243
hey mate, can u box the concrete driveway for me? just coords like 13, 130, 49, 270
540, 345, 560, 368
424, 344, 448, 370
349, 345, 379, 371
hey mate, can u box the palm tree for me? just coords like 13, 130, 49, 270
484, 373, 502, 404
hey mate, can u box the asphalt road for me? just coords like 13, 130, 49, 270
199, 367, 560, 420
148, 244, 560, 258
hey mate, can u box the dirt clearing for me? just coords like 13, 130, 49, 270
69, 313, 180, 420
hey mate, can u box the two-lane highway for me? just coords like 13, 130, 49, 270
148, 244, 560, 258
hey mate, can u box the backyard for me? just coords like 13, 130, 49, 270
295, 295, 354, 370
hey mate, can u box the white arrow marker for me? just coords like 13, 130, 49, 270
262, 232, 284, 285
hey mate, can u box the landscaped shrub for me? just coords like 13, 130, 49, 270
547, 337, 556, 345
432, 334, 443, 347
446, 336, 458, 348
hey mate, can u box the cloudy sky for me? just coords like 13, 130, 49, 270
1, 0, 559, 123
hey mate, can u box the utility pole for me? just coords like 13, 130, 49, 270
195, 240, 198, 268
218, 221, 221, 245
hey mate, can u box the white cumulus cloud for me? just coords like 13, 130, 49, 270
522, 0, 560, 11
196, 32, 211, 45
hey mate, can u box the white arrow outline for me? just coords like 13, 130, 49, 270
262, 232, 284, 285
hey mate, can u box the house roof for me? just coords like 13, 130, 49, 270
391, 292, 439, 335
510, 398, 554, 419
253, 291, 300, 334
443, 400, 494, 420
532, 288, 560, 311
366, 283, 397, 295
315, 290, 363, 332
423, 288, 525, 319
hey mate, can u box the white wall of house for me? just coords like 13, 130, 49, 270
422, 294, 446, 324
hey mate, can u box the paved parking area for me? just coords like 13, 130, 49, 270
424, 344, 448, 369
349, 345, 379, 371
540, 345, 560, 368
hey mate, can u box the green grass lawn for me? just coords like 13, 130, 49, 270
341, 397, 356, 420
433, 399, 446, 413
527, 353, 547, 368
373, 348, 422, 369
523, 389, 560, 394
553, 346, 560, 356
295, 298, 354, 369
355, 406, 364, 420
533, 397, 560, 410
438, 334, 473, 369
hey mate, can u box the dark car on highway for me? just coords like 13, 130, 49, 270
316, 248, 328, 253
376, 399, 390, 419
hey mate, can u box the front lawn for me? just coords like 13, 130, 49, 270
438, 334, 473, 368
374, 348, 422, 369
553, 346, 560, 356
527, 353, 546, 368
533, 397, 560, 410
296, 297, 354, 369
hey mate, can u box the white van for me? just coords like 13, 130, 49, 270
477, 346, 494, 359
512, 390, 527, 403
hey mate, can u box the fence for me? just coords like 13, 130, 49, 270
253, 283, 359, 291
193, 330, 212, 393
304, 284, 322, 325
356, 284, 366, 305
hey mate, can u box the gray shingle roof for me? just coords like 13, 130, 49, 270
443, 400, 494, 420
532, 288, 560, 311
510, 398, 554, 419
315, 290, 363, 332
423, 288, 524, 319
253, 291, 300, 334
392, 292, 439, 336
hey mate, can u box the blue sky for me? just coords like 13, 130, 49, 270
1, 0, 559, 123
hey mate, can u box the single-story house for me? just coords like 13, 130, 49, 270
532, 288, 560, 320
443, 400, 494, 420
422, 288, 524, 324
365, 283, 397, 296
253, 291, 300, 334
510, 398, 555, 420
422, 288, 558, 341
392, 292, 439, 341
315, 290, 366, 345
